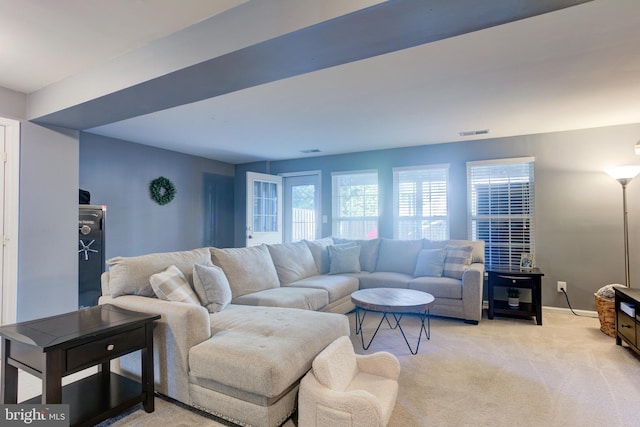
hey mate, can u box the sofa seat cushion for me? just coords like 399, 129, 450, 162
355, 271, 412, 289
189, 305, 350, 399
408, 276, 462, 299
284, 274, 359, 303
231, 287, 328, 311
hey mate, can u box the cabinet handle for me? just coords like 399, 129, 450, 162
621, 324, 632, 329
497, 275, 532, 280
107, 344, 115, 351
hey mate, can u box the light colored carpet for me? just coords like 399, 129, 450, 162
100, 309, 640, 427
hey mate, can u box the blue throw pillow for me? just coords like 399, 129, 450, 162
413, 248, 446, 277
328, 244, 361, 274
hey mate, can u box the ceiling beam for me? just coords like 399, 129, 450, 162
32, 0, 593, 130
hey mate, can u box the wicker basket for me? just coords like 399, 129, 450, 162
594, 293, 616, 337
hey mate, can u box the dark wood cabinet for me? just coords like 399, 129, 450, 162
615, 287, 640, 356
486, 265, 545, 325
0, 304, 160, 427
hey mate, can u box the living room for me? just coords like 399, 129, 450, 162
1, 1, 640, 425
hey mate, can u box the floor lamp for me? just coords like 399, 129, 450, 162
606, 165, 640, 288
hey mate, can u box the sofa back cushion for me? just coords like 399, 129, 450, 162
375, 239, 423, 275
267, 241, 318, 284
106, 248, 211, 298
332, 238, 381, 272
210, 245, 280, 298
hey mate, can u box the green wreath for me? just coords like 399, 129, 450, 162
150, 176, 176, 205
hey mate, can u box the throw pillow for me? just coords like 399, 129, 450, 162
303, 237, 335, 274
328, 244, 361, 274
442, 245, 473, 279
106, 248, 211, 298
149, 265, 201, 305
192, 262, 232, 313
414, 248, 446, 277
332, 238, 381, 272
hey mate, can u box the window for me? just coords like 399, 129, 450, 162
332, 170, 378, 239
468, 158, 535, 267
393, 165, 449, 240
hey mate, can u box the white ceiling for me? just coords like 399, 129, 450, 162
3, 0, 640, 164
0, 0, 247, 93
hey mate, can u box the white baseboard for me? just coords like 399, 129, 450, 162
542, 305, 597, 317
482, 301, 597, 317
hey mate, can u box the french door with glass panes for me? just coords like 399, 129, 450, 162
283, 172, 321, 242
246, 172, 282, 246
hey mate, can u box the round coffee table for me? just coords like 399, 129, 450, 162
351, 288, 435, 355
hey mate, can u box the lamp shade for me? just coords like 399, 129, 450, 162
605, 165, 640, 181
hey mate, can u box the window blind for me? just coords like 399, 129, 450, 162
467, 158, 535, 267
393, 165, 449, 240
332, 170, 378, 239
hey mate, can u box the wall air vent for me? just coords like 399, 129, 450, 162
300, 149, 321, 153
459, 129, 489, 137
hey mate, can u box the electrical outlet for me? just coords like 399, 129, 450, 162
557, 281, 567, 293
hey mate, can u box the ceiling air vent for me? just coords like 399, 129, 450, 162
300, 149, 321, 154
459, 129, 489, 137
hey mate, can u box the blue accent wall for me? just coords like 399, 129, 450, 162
79, 133, 234, 259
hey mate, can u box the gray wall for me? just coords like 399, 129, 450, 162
0, 86, 26, 120
236, 123, 640, 311
18, 122, 79, 321
79, 133, 235, 260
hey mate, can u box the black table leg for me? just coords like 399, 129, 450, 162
1, 339, 18, 403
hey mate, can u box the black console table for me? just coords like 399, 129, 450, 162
615, 287, 640, 356
0, 304, 160, 427
487, 265, 545, 325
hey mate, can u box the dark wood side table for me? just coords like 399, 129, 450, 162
615, 287, 640, 356
0, 304, 160, 427
487, 265, 545, 325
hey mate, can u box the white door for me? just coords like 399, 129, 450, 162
1, 118, 19, 325
0, 126, 4, 322
246, 172, 282, 246
283, 172, 321, 242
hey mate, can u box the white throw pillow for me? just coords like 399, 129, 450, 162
192, 262, 232, 313
149, 265, 201, 305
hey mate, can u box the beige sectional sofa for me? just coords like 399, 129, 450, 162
98, 237, 484, 427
